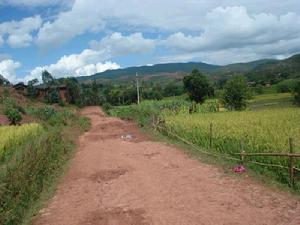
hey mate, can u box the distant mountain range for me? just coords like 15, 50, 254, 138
76, 62, 222, 83
77, 53, 300, 84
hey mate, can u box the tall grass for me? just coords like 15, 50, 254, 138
0, 124, 42, 159
0, 129, 67, 225
0, 107, 90, 225
108, 98, 191, 126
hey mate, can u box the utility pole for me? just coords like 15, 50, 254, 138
136, 72, 140, 104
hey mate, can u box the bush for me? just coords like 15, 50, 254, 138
276, 79, 297, 93
4, 107, 22, 125
45, 89, 61, 104
26, 106, 57, 121
102, 103, 112, 112
1, 97, 26, 124
221, 75, 250, 111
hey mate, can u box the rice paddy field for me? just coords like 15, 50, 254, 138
163, 107, 300, 184
0, 123, 42, 158
108, 92, 300, 186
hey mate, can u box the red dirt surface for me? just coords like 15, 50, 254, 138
33, 106, 300, 225
0, 114, 9, 125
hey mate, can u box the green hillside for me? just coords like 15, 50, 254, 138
77, 62, 221, 82
76, 53, 300, 84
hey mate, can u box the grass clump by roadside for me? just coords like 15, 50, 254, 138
0, 106, 90, 225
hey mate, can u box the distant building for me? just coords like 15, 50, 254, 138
247, 81, 256, 86
265, 82, 271, 87
13, 82, 28, 94
36, 84, 67, 102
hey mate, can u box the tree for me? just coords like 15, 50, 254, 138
4, 107, 22, 125
221, 75, 250, 110
276, 79, 296, 93
183, 69, 212, 103
42, 70, 55, 85
163, 82, 184, 97
0, 74, 10, 86
27, 78, 39, 98
294, 81, 300, 106
64, 78, 82, 105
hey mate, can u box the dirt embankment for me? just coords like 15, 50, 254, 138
34, 106, 300, 225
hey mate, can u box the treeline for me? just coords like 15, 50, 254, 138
183, 69, 300, 110
25, 68, 300, 109
27, 70, 185, 107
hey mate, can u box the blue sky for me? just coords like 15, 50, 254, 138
0, 0, 300, 83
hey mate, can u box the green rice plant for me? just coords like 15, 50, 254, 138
0, 123, 42, 159
164, 107, 300, 185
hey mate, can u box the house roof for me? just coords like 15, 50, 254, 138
36, 84, 66, 90
13, 82, 28, 88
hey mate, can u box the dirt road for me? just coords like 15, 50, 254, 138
34, 106, 300, 225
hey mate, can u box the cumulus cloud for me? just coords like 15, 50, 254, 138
0, 59, 21, 83
36, 0, 106, 47
158, 6, 300, 63
163, 7, 300, 52
23, 49, 120, 82
90, 32, 156, 56
0, 15, 42, 48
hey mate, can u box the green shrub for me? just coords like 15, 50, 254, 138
26, 106, 57, 121
102, 102, 112, 112
4, 107, 22, 125
1, 97, 26, 124
276, 79, 297, 93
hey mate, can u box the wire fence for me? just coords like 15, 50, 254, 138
155, 122, 300, 188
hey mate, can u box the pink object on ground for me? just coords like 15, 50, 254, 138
233, 165, 246, 173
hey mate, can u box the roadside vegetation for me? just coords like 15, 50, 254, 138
106, 69, 300, 190
0, 88, 90, 225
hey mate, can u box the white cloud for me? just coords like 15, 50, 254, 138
23, 49, 120, 82
31, 1, 300, 65
0, 35, 3, 47
90, 32, 156, 56
36, 0, 106, 47
74, 62, 120, 76
163, 7, 300, 52
157, 6, 300, 64
0, 15, 42, 48
0, 59, 21, 83
0, 0, 73, 7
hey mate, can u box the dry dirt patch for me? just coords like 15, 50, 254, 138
82, 208, 149, 225
89, 168, 128, 183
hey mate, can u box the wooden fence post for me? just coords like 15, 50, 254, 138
209, 122, 213, 148
289, 138, 295, 187
240, 139, 245, 165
